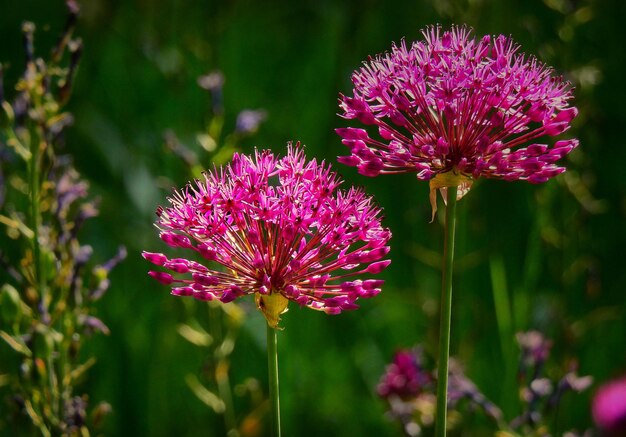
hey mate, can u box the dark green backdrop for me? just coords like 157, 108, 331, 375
1, 0, 624, 435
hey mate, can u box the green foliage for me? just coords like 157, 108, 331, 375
0, 7, 125, 435
0, 0, 624, 436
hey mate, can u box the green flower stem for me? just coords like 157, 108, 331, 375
29, 126, 55, 426
266, 324, 281, 437
435, 185, 458, 437
29, 136, 45, 302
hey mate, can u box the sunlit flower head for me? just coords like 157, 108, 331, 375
337, 25, 578, 210
143, 143, 391, 328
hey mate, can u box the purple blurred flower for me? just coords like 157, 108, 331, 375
197, 70, 225, 93
337, 25, 578, 205
513, 331, 592, 431
235, 109, 267, 135
197, 70, 225, 114
517, 330, 552, 378
64, 395, 87, 431
592, 376, 626, 436
378, 347, 504, 433
78, 315, 110, 335
378, 348, 432, 399
55, 168, 89, 217
144, 143, 391, 327
447, 359, 503, 422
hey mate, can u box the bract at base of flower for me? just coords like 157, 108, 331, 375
256, 292, 289, 329
428, 171, 473, 222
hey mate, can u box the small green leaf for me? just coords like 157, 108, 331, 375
218, 337, 235, 358
2, 100, 15, 122
33, 325, 56, 357
24, 399, 51, 437
6, 134, 32, 161
0, 213, 34, 239
0, 284, 23, 323
64, 357, 96, 386
196, 133, 216, 152
185, 374, 225, 413
207, 115, 224, 141
0, 330, 32, 356
177, 323, 212, 347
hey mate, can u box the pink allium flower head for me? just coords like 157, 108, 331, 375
143, 143, 391, 328
337, 25, 579, 216
592, 376, 626, 436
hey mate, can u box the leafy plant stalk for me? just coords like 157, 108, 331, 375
0, 5, 125, 434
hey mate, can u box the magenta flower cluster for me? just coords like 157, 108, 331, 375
593, 376, 626, 436
337, 25, 578, 185
377, 349, 432, 399
143, 144, 391, 324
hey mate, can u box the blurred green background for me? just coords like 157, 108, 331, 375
1, 0, 625, 435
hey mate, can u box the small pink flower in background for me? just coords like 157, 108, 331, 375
337, 25, 578, 215
377, 349, 432, 399
143, 143, 391, 327
592, 376, 626, 436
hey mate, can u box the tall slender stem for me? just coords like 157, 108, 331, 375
435, 185, 458, 437
29, 124, 55, 430
266, 324, 281, 437
29, 138, 44, 300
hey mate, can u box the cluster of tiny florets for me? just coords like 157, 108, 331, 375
143, 144, 391, 316
337, 25, 579, 184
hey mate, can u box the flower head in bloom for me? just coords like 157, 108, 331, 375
337, 25, 579, 214
592, 376, 626, 436
143, 143, 391, 328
